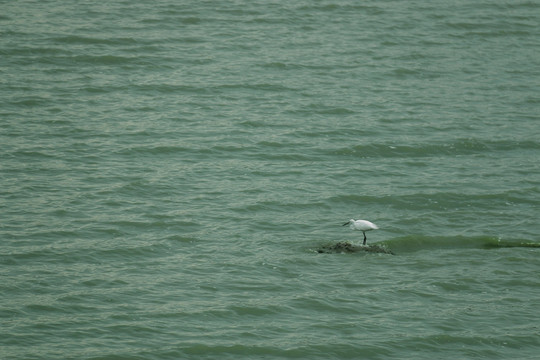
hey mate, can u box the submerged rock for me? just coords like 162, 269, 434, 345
317, 241, 394, 255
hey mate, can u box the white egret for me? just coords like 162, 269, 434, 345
342, 219, 379, 245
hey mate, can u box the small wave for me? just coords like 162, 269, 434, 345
332, 138, 539, 158
260, 62, 299, 70
297, 3, 384, 14
289, 104, 356, 115
380, 235, 540, 253
51, 35, 139, 45
115, 144, 191, 156
70, 54, 136, 65
213, 83, 295, 93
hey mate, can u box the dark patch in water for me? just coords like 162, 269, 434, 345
317, 241, 394, 255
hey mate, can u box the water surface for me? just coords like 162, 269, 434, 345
2, 1, 540, 359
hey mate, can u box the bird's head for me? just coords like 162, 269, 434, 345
342, 219, 354, 226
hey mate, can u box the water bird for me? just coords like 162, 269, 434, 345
343, 219, 379, 245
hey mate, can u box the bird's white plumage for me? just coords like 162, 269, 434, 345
347, 219, 378, 232
343, 218, 379, 245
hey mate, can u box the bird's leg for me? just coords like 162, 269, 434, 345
362, 232, 367, 245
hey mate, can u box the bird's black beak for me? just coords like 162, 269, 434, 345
342, 221, 350, 226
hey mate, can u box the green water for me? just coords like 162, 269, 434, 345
2, 1, 540, 359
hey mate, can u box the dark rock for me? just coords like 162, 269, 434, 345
316, 241, 394, 255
